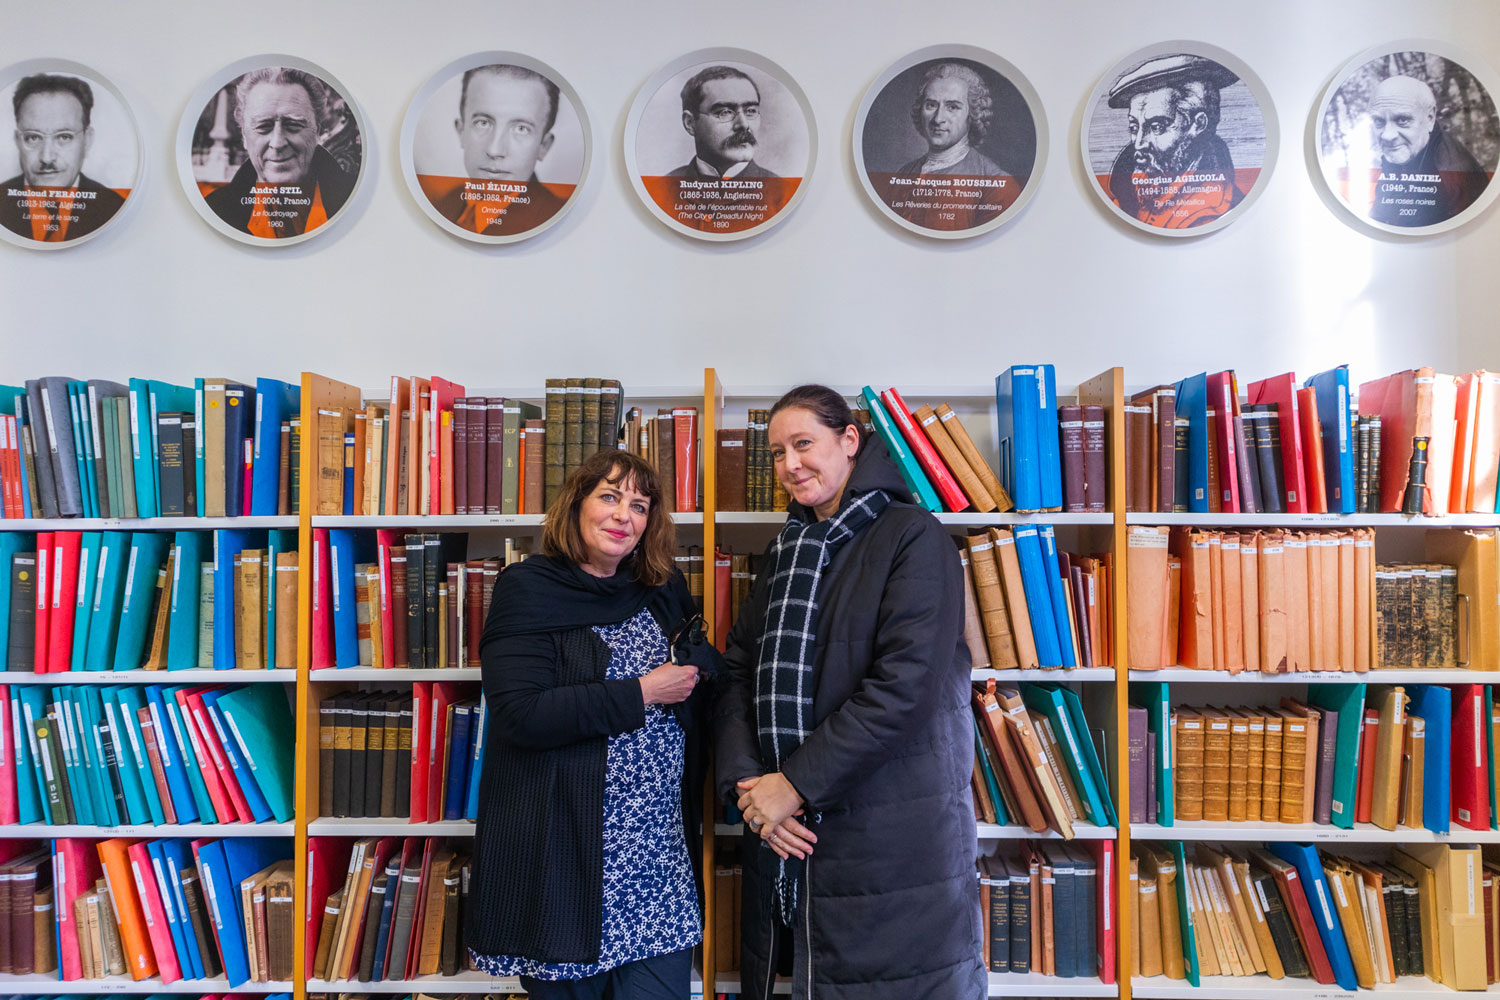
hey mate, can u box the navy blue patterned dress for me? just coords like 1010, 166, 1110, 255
470, 607, 702, 979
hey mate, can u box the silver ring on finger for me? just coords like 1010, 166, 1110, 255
770, 832, 779, 842
747, 818, 761, 833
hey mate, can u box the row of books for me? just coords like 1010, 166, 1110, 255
317, 687, 485, 824
306, 837, 469, 982
0, 379, 302, 521
1, 530, 297, 673
1132, 682, 1498, 833
709, 549, 757, 651
0, 682, 293, 828
970, 681, 1117, 840
978, 841, 1112, 980
959, 527, 1112, 670
40, 835, 294, 986
715, 410, 787, 513
621, 405, 699, 514
1136, 841, 1488, 991
1126, 366, 1500, 516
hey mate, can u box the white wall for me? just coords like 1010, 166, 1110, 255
3, 0, 1498, 392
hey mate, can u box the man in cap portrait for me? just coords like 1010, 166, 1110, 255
1365, 73, 1487, 227
1106, 54, 1243, 229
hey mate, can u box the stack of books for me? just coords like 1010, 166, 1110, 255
620, 403, 698, 514
977, 840, 1113, 980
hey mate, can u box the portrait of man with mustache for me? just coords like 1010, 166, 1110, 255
669, 65, 778, 180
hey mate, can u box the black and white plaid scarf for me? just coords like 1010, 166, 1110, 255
754, 487, 889, 924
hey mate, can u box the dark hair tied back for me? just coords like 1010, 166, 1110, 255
769, 384, 864, 445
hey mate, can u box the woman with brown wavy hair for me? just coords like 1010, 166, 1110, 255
467, 449, 718, 999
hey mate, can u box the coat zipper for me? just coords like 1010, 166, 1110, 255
762, 893, 776, 1000
804, 855, 813, 999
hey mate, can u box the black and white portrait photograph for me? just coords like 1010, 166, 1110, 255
1316, 43, 1500, 235
1082, 42, 1276, 237
854, 46, 1046, 239
401, 52, 590, 244
625, 48, 815, 242
178, 56, 365, 246
0, 59, 140, 250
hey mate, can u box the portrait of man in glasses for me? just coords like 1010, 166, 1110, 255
2, 73, 126, 243
669, 66, 778, 180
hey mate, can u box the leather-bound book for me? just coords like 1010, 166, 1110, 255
523, 419, 546, 515
319, 697, 337, 817
1174, 710, 1204, 822
917, 405, 995, 512
974, 684, 1047, 832
402, 536, 424, 669
1226, 712, 1250, 822
1276, 708, 1309, 824
1132, 385, 1177, 511
32, 885, 54, 975
440, 857, 463, 975
1125, 403, 1152, 512
935, 403, 1011, 512
274, 551, 299, 669
356, 869, 388, 981
312, 886, 344, 980
501, 400, 541, 515
580, 378, 602, 458
543, 380, 566, 509
957, 546, 991, 671
332, 694, 354, 818
1082, 404, 1108, 513
1059, 404, 1087, 512
238, 549, 265, 669
1128, 705, 1149, 824
599, 379, 622, 455
965, 534, 1018, 668
562, 378, 585, 476
988, 528, 1038, 668
716, 429, 747, 512
996, 687, 1073, 839
364, 695, 387, 820
395, 698, 413, 817
654, 411, 676, 513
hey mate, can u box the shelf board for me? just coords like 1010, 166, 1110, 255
1131, 821, 1500, 843
310, 667, 480, 682
0, 516, 298, 530
720, 383, 1002, 401
1132, 973, 1476, 997
310, 512, 703, 527
975, 668, 1115, 682
306, 972, 522, 992
0, 822, 293, 839
358, 385, 705, 403
1128, 668, 1500, 684
1126, 512, 1500, 528
308, 818, 475, 836
0, 973, 293, 992
0, 669, 296, 684
712, 971, 1116, 997
717, 511, 1111, 526
716, 822, 1115, 840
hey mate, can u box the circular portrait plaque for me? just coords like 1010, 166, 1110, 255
625, 47, 816, 242
853, 45, 1047, 239
0, 59, 141, 250
1081, 41, 1277, 236
401, 52, 591, 244
1315, 42, 1500, 236
177, 55, 366, 246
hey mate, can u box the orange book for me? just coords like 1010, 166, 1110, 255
1338, 534, 1356, 672
1126, 526, 1171, 670
1208, 534, 1226, 671
383, 377, 410, 516
1240, 532, 1261, 671
1173, 528, 1214, 669
1353, 529, 1374, 671
1358, 368, 1458, 514
1453, 372, 1482, 513
95, 838, 158, 980
673, 408, 699, 514
1297, 386, 1328, 513
1257, 533, 1288, 672
351, 410, 367, 519
1166, 555, 1182, 667
1220, 534, 1244, 673
1467, 372, 1500, 512
1282, 533, 1311, 671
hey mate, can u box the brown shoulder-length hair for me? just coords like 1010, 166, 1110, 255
541, 449, 676, 586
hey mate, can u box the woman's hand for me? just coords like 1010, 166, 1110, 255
639, 661, 699, 705
737, 773, 806, 838
759, 815, 817, 860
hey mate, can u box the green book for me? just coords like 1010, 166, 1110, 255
75, 687, 116, 826
49, 687, 91, 825
84, 531, 131, 670
216, 684, 295, 823
102, 396, 121, 518
70, 533, 101, 672
1308, 683, 1367, 830
1171, 840, 1199, 987
858, 387, 941, 512
34, 712, 71, 825
1130, 679, 1173, 825
265, 530, 296, 673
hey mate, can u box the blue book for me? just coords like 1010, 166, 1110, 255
251, 379, 299, 515
80, 686, 120, 826
1269, 842, 1358, 990
192, 839, 245, 985
201, 688, 274, 823
1305, 366, 1356, 513
1408, 685, 1452, 833
50, 685, 94, 826
99, 687, 151, 825
342, 431, 355, 514
213, 529, 266, 669
264, 530, 296, 670
370, 857, 401, 981
145, 685, 199, 824
0, 532, 35, 664
167, 532, 209, 670
156, 839, 207, 979
216, 837, 293, 986
70, 533, 102, 672
444, 701, 474, 820
84, 531, 130, 670
146, 838, 197, 978
112, 532, 171, 670
1036, 526, 1077, 668
1011, 525, 1062, 667
858, 387, 941, 512
329, 528, 361, 668
465, 695, 488, 821
996, 366, 1042, 511
1036, 364, 1063, 510
116, 685, 167, 824
222, 383, 256, 518
162, 686, 217, 824
15, 685, 51, 823
1173, 372, 1211, 513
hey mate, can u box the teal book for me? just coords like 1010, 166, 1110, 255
1171, 840, 1200, 986
78, 686, 119, 826
128, 378, 159, 518
1130, 679, 1173, 824
0, 532, 36, 663
264, 530, 296, 672
1057, 683, 1117, 826
858, 386, 941, 512
971, 712, 1009, 826
111, 532, 170, 671
1024, 684, 1114, 827
48, 686, 88, 825
15, 685, 51, 823
84, 532, 131, 670
100, 686, 151, 825
70, 533, 102, 672
215, 684, 295, 823
67, 382, 97, 518
115, 685, 166, 824
162, 685, 216, 824
1308, 683, 1366, 829
167, 531, 209, 670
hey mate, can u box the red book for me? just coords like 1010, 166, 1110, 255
170, 689, 232, 823
1354, 706, 1380, 824
517, 424, 528, 514
880, 388, 969, 512
126, 840, 182, 982
54, 838, 103, 980
1092, 837, 1116, 984
1451, 684, 1491, 831
311, 529, 333, 670
1, 417, 18, 518
427, 377, 465, 517
182, 688, 251, 823
46, 531, 81, 673
1297, 386, 1329, 513
1261, 851, 1335, 985
303, 837, 354, 978
341, 836, 399, 980
0, 687, 15, 825
33, 533, 49, 673
1248, 372, 1309, 513
1206, 371, 1241, 513
673, 408, 698, 513
376, 529, 402, 670
410, 682, 430, 822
